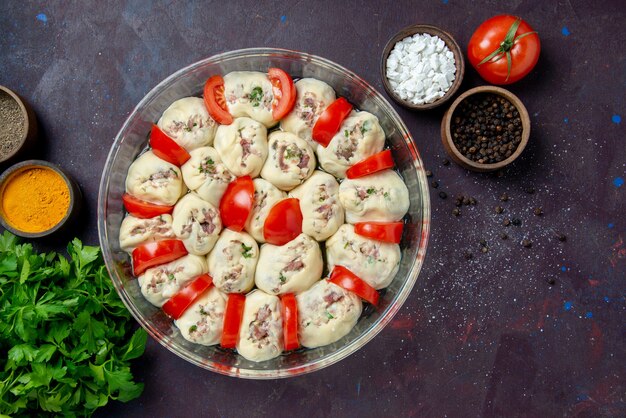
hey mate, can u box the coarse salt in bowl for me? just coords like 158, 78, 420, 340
381, 25, 465, 110
386, 33, 456, 105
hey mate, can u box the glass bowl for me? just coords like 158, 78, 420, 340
97, 48, 430, 379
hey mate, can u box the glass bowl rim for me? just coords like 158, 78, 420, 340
97, 47, 431, 379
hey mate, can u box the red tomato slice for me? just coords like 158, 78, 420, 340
346, 149, 395, 179
280, 293, 300, 351
162, 274, 213, 319
328, 265, 379, 306
131, 239, 188, 276
219, 176, 254, 232
149, 124, 191, 166
220, 293, 246, 349
203, 75, 233, 125
268, 68, 296, 121
311, 97, 353, 147
122, 193, 174, 219
263, 198, 303, 246
354, 221, 404, 244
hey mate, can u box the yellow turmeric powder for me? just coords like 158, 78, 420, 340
1, 167, 70, 233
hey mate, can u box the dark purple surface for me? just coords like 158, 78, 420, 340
1, 1, 625, 416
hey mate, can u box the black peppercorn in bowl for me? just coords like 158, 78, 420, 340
440, 86, 530, 172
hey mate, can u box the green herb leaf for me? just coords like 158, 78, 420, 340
360, 120, 371, 135
199, 158, 215, 174
0, 233, 146, 416
241, 243, 253, 258
121, 328, 148, 361
249, 86, 264, 107
284, 146, 300, 160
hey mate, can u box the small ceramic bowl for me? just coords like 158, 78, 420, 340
380, 24, 465, 110
0, 160, 82, 238
440, 86, 531, 172
0, 85, 37, 165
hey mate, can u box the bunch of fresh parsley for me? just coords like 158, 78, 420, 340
0, 232, 147, 416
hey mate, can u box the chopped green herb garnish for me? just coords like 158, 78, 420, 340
189, 325, 198, 333
325, 311, 335, 319
169, 167, 179, 177
366, 187, 376, 195
241, 243, 253, 258
284, 146, 299, 160
383, 191, 390, 199
199, 158, 215, 174
249, 86, 264, 107
344, 129, 349, 137
360, 120, 371, 135
279, 273, 287, 283
167, 273, 175, 281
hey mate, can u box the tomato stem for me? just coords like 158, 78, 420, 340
476, 17, 538, 81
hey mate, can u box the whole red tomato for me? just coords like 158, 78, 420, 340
468, 15, 540, 85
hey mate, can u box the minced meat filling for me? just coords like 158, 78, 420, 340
248, 304, 273, 347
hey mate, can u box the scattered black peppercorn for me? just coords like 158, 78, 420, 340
464, 251, 473, 260
500, 193, 509, 202
533, 207, 543, 216
431, 181, 439, 189
454, 197, 462, 207
469, 197, 477, 205
450, 93, 523, 164
555, 231, 567, 242
442, 158, 450, 166
462, 197, 470, 205
495, 206, 504, 214
425, 170, 433, 177
439, 191, 447, 199
500, 233, 508, 240
479, 239, 487, 247
546, 277, 556, 286
503, 219, 511, 226
521, 239, 532, 248
512, 218, 522, 226
452, 208, 461, 217
525, 187, 535, 194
